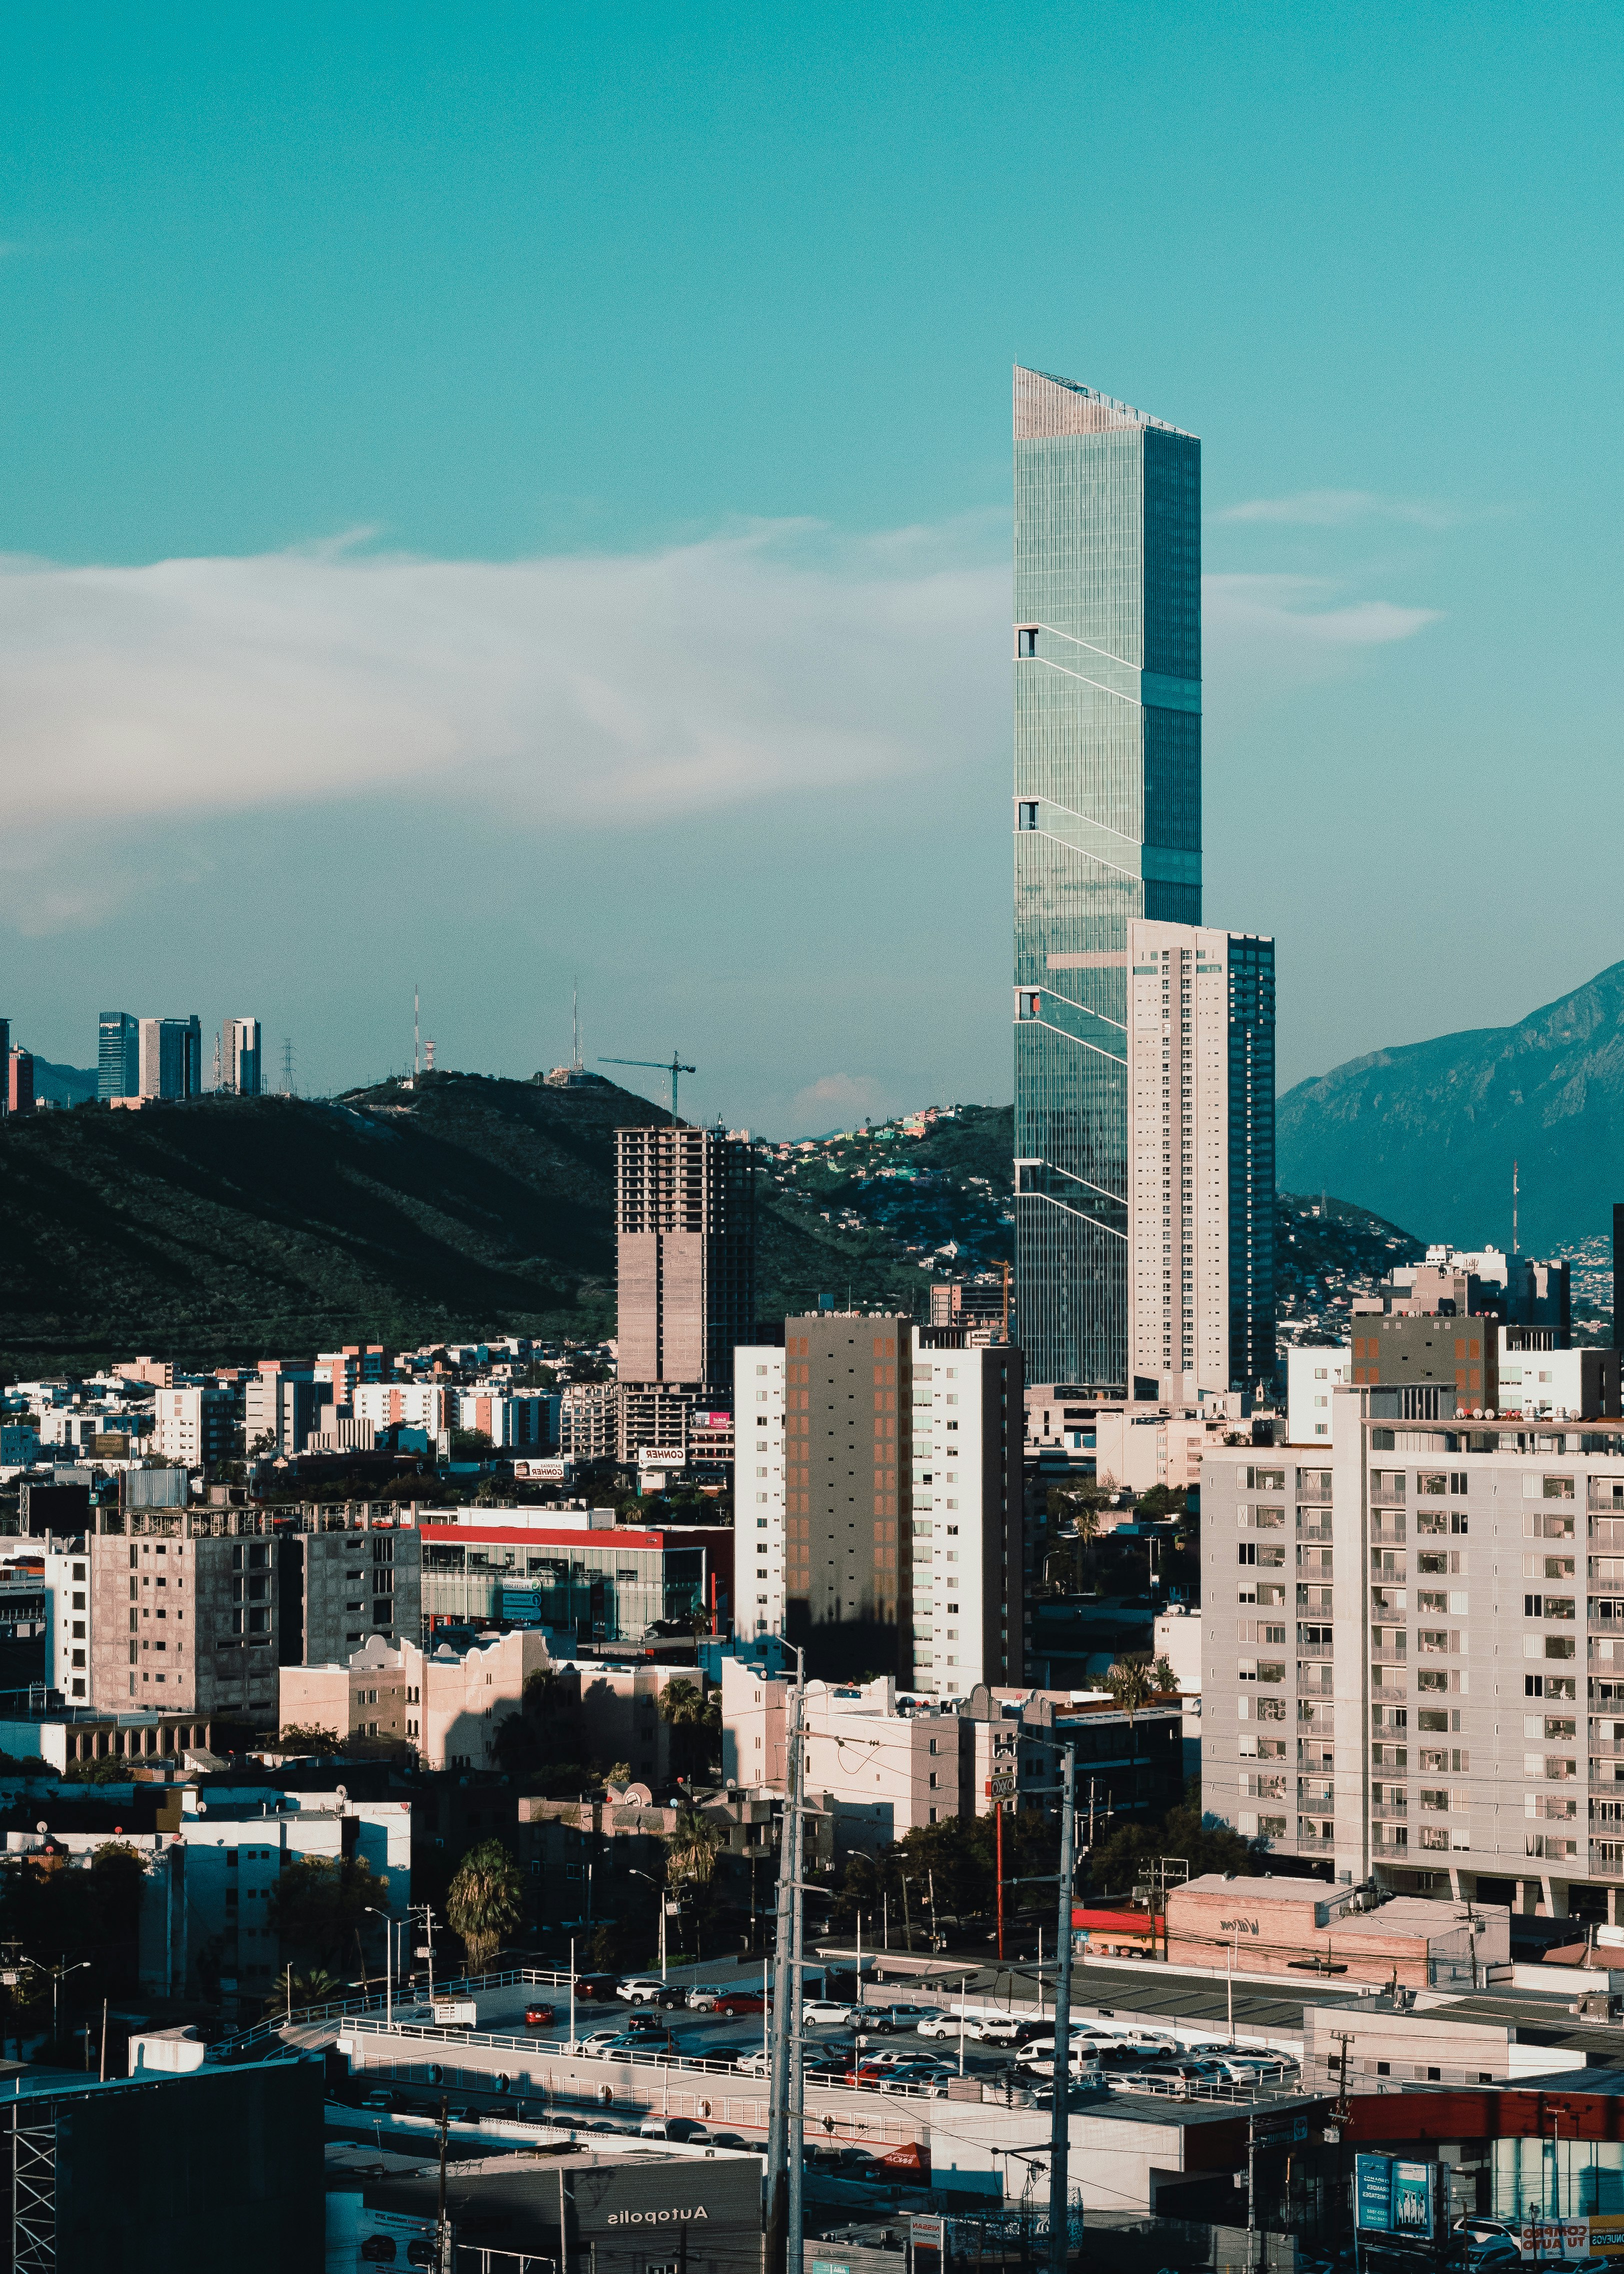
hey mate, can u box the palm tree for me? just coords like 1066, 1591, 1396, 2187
658, 1677, 721, 1782
1102, 1655, 1156, 1816
664, 1804, 722, 1888
446, 1838, 524, 1972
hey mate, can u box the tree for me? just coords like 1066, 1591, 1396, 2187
278, 1724, 343, 1756
664, 1804, 722, 1889
1101, 1655, 1157, 1815
658, 1678, 720, 1781
1085, 1779, 1258, 1900
268, 1854, 390, 1970
446, 1838, 523, 1971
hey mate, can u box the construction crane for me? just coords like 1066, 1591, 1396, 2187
600, 1052, 696, 1124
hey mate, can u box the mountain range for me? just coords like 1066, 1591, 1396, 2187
1278, 958, 1624, 1256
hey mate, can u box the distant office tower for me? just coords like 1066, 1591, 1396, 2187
98, 1011, 140, 1101
138, 1015, 202, 1100
614, 1124, 755, 1391
1125, 921, 1276, 1397
229, 1017, 262, 1096
740, 1316, 1022, 1691
7, 1049, 32, 1116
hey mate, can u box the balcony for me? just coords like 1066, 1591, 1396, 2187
1371, 1799, 1409, 1819
1371, 1680, 1409, 1703
1370, 1518, 1408, 1546
1296, 1832, 1336, 1853
1371, 1644, 1408, 1664
1297, 1517, 1334, 1542
1297, 1640, 1334, 1662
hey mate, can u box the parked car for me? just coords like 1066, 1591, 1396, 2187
578, 2028, 628, 2054
640, 2116, 709, 2142
733, 2048, 772, 2076
574, 1974, 623, 2001
1016, 2052, 1104, 2082
606, 2030, 677, 2059
1454, 2222, 1518, 2246
624, 2010, 676, 2035
708, 2131, 752, 2151
916, 2013, 972, 2040
523, 2002, 558, 2028
963, 2015, 1030, 2045
684, 1985, 728, 2010
712, 1991, 766, 2017
359, 2089, 398, 2114
618, 1978, 670, 2004
804, 2000, 857, 2026
860, 2004, 938, 2034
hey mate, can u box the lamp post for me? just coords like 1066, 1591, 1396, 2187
365, 1905, 394, 2027
626, 1870, 667, 1979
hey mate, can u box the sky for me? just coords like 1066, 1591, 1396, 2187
1, 2, 1620, 1135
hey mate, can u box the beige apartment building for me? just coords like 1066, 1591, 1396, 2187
614, 1124, 755, 1392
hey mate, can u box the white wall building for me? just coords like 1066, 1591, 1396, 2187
152, 1386, 232, 1468
352, 1381, 453, 1437
733, 1345, 786, 1638
44, 1543, 89, 1701
228, 1016, 261, 1095
1286, 1345, 1350, 1444
1202, 1384, 1624, 1918
719, 1656, 966, 1854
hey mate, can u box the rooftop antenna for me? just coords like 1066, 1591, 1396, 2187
280, 1037, 294, 1097
599, 1051, 696, 1124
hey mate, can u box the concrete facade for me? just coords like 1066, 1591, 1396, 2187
1164, 1873, 1508, 1988
1200, 1388, 1624, 1916
614, 1124, 755, 1392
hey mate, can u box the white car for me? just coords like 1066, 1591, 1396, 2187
732, 2048, 772, 2076
578, 2028, 626, 2054
802, 2000, 856, 2026
916, 2013, 972, 2040
618, 1978, 670, 2005
685, 1985, 726, 2010
964, 2015, 1028, 2045
1016, 2051, 1103, 2081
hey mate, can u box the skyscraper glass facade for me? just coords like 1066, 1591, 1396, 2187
97, 1011, 138, 1102
1012, 367, 1203, 1390
1226, 937, 1276, 1392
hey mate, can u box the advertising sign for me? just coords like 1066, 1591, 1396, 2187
1392, 2163, 1434, 2236
1356, 2155, 1436, 2240
1521, 2219, 1624, 2261
1356, 2155, 1394, 2233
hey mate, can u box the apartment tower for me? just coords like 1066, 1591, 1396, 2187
230, 1017, 262, 1096
614, 1124, 755, 1392
739, 1318, 1022, 1692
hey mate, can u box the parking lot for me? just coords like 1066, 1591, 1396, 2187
340, 1972, 1300, 2119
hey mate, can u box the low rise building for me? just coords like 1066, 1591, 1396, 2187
278, 1628, 677, 1779
1165, 1874, 1509, 1989
418, 1518, 730, 1644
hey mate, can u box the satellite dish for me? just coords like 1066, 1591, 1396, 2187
34, 1821, 46, 1836
196, 1802, 208, 1816
336, 1785, 348, 1804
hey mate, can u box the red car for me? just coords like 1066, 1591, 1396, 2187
524, 2003, 558, 2028
711, 1991, 766, 2017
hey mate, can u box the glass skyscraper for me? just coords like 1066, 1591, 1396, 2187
1012, 365, 1274, 1395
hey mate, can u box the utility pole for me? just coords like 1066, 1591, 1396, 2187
1048, 1742, 1076, 2274
436, 2096, 452, 2274
766, 1653, 806, 2274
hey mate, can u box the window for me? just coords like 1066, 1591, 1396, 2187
1017, 628, 1038, 658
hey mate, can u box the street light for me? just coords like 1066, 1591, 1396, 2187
626, 1870, 670, 1980
364, 1905, 394, 2028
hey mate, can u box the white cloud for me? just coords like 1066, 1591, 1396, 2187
0, 523, 1007, 837
1204, 573, 1443, 649
790, 1072, 891, 1131
1216, 489, 1461, 530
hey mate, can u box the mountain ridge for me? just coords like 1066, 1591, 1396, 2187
1277, 958, 1624, 1253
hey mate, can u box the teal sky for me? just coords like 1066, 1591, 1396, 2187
2, 3, 1620, 1137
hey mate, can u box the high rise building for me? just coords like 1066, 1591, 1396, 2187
98, 1011, 139, 1101
1126, 920, 1276, 1398
138, 1015, 202, 1100
614, 1124, 755, 1391
229, 1016, 262, 1095
1202, 1388, 1624, 1917
740, 1317, 1022, 1692
1012, 366, 1202, 1391
0, 1018, 8, 1115
1012, 365, 1274, 1397
8, 1049, 34, 1116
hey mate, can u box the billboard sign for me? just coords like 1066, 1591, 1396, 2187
1522, 2220, 1624, 2261
1357, 2156, 1436, 2242
1356, 2155, 1394, 2232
